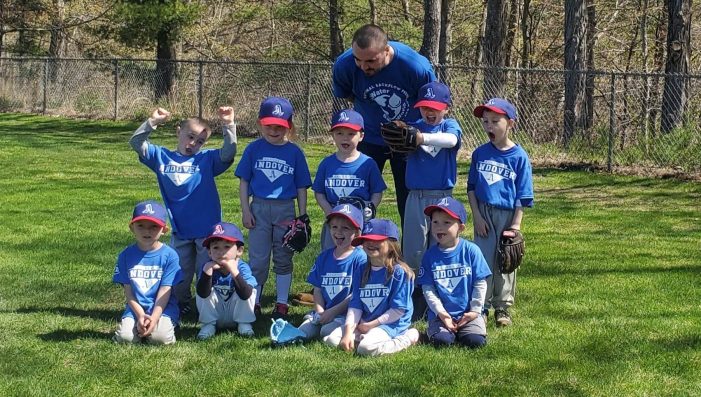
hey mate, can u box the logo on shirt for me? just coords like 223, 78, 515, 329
420, 144, 441, 157
477, 160, 516, 186
326, 174, 365, 199
214, 283, 234, 301
255, 157, 295, 183
432, 263, 470, 293
321, 272, 352, 300
160, 159, 199, 186
359, 283, 389, 312
129, 265, 163, 294
365, 83, 410, 122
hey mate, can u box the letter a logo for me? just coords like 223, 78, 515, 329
339, 112, 349, 122
437, 197, 450, 207
425, 87, 436, 99
214, 224, 225, 235
143, 203, 155, 215
272, 104, 284, 117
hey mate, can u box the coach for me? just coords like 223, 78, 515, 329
332, 24, 436, 227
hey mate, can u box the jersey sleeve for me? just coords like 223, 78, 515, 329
332, 52, 353, 99
294, 146, 313, 188
348, 263, 366, 310
234, 144, 254, 182
514, 151, 535, 207
311, 157, 328, 194
467, 242, 492, 281
416, 252, 433, 286
444, 119, 463, 150
159, 249, 183, 287
367, 160, 387, 193
210, 147, 235, 176
306, 253, 324, 288
237, 261, 258, 288
389, 267, 412, 311
112, 251, 130, 285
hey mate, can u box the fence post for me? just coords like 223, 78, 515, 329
113, 59, 119, 121
608, 73, 616, 172
197, 61, 204, 118
304, 62, 312, 140
42, 58, 48, 115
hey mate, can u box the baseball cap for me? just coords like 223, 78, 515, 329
131, 200, 168, 227
259, 97, 294, 128
424, 197, 468, 224
473, 98, 517, 120
330, 109, 364, 131
327, 203, 364, 230
203, 222, 245, 248
414, 81, 452, 111
351, 219, 400, 246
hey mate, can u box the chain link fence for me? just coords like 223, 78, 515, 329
1, 57, 699, 177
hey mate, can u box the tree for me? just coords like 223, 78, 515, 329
563, 0, 592, 147
420, 0, 441, 65
329, 0, 343, 60
482, 0, 509, 99
660, 0, 691, 133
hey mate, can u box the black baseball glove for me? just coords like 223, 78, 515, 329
282, 214, 312, 253
337, 196, 376, 224
380, 121, 419, 153
498, 228, 525, 274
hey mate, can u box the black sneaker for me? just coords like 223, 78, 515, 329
482, 309, 489, 326
179, 303, 192, 316
254, 304, 262, 317
495, 309, 512, 327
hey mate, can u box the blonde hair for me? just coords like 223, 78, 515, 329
361, 239, 415, 287
178, 117, 212, 137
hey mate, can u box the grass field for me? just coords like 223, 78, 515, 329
1, 113, 700, 396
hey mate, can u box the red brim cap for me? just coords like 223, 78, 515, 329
423, 206, 461, 222
130, 216, 166, 228
351, 234, 392, 246
331, 123, 363, 131
414, 100, 449, 111
203, 235, 242, 248
473, 105, 507, 118
260, 117, 291, 129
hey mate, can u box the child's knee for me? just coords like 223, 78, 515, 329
356, 340, 382, 357
458, 333, 487, 348
148, 318, 177, 345
113, 319, 139, 344
430, 330, 456, 346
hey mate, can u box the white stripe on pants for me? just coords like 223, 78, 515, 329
113, 316, 176, 345
402, 189, 453, 270
196, 289, 257, 328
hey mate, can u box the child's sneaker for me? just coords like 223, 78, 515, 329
254, 303, 262, 317
237, 323, 254, 337
495, 309, 512, 327
271, 303, 289, 319
482, 309, 489, 327
197, 323, 216, 340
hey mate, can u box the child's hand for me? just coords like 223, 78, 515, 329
149, 108, 171, 126
356, 321, 374, 334
438, 312, 457, 332
142, 314, 160, 337
242, 210, 256, 229
219, 258, 240, 275
473, 215, 489, 237
203, 260, 221, 276
217, 106, 235, 124
455, 311, 479, 328
137, 314, 150, 337
318, 310, 334, 325
340, 333, 355, 352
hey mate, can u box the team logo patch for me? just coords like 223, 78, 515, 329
214, 284, 234, 300
420, 144, 441, 158
213, 224, 225, 235
321, 272, 352, 300
359, 283, 389, 313
477, 160, 516, 186
160, 159, 198, 186
129, 265, 163, 294
326, 174, 365, 199
365, 83, 410, 122
424, 87, 436, 99
272, 104, 285, 117
255, 157, 295, 183
338, 112, 350, 122
432, 263, 470, 293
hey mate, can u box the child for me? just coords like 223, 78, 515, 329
113, 200, 182, 345
129, 106, 238, 315
313, 109, 386, 251
195, 222, 257, 340
468, 98, 534, 327
419, 197, 492, 347
297, 204, 366, 345
235, 97, 312, 319
339, 219, 419, 356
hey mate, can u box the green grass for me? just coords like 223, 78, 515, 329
1, 113, 700, 396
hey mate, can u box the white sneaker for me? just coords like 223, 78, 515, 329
405, 328, 420, 345
197, 323, 216, 340
237, 322, 254, 337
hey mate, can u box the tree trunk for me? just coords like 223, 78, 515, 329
420, 0, 441, 65
369, 0, 377, 25
48, 0, 65, 81
329, 0, 343, 61
563, 0, 590, 147
438, 0, 454, 82
504, 0, 518, 68
660, 0, 691, 134
518, 0, 532, 137
402, 0, 412, 22
155, 28, 176, 100
649, 0, 667, 137
482, 0, 509, 99
581, 2, 595, 132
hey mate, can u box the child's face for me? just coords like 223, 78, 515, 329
208, 239, 244, 264
362, 239, 390, 262
259, 123, 290, 145
481, 110, 514, 146
331, 127, 363, 155
419, 106, 449, 126
328, 216, 360, 251
430, 211, 464, 247
176, 123, 210, 156
130, 220, 166, 249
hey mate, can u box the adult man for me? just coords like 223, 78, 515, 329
332, 24, 436, 227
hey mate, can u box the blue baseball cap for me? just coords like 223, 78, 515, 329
203, 222, 245, 247
415, 81, 452, 111
424, 197, 468, 224
352, 219, 400, 246
131, 200, 168, 227
327, 203, 364, 230
473, 98, 517, 120
259, 96, 294, 128
330, 109, 364, 131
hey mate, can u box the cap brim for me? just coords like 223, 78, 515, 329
326, 212, 361, 229
130, 216, 166, 227
203, 236, 243, 248
473, 105, 508, 118
260, 117, 291, 129
351, 234, 394, 246
415, 100, 449, 111
331, 123, 363, 131
424, 206, 462, 223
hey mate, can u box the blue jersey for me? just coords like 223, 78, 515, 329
312, 153, 386, 203
417, 239, 492, 321
235, 139, 312, 199
349, 264, 414, 338
332, 41, 436, 145
307, 247, 367, 310
467, 143, 534, 209
406, 118, 461, 190
139, 144, 231, 239
113, 244, 183, 324
198, 259, 258, 301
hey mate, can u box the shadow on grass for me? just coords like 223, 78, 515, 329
39, 329, 113, 341
525, 264, 699, 277
14, 305, 121, 322
654, 334, 701, 351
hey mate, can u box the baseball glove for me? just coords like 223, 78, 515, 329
498, 229, 525, 274
380, 121, 419, 153
337, 196, 376, 223
282, 214, 312, 253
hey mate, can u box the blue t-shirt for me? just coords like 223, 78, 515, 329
307, 247, 367, 311
467, 143, 534, 209
348, 264, 414, 338
312, 153, 387, 203
139, 144, 232, 239
235, 139, 312, 200
332, 41, 436, 145
197, 259, 258, 301
406, 118, 462, 190
417, 239, 492, 321
113, 244, 183, 324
